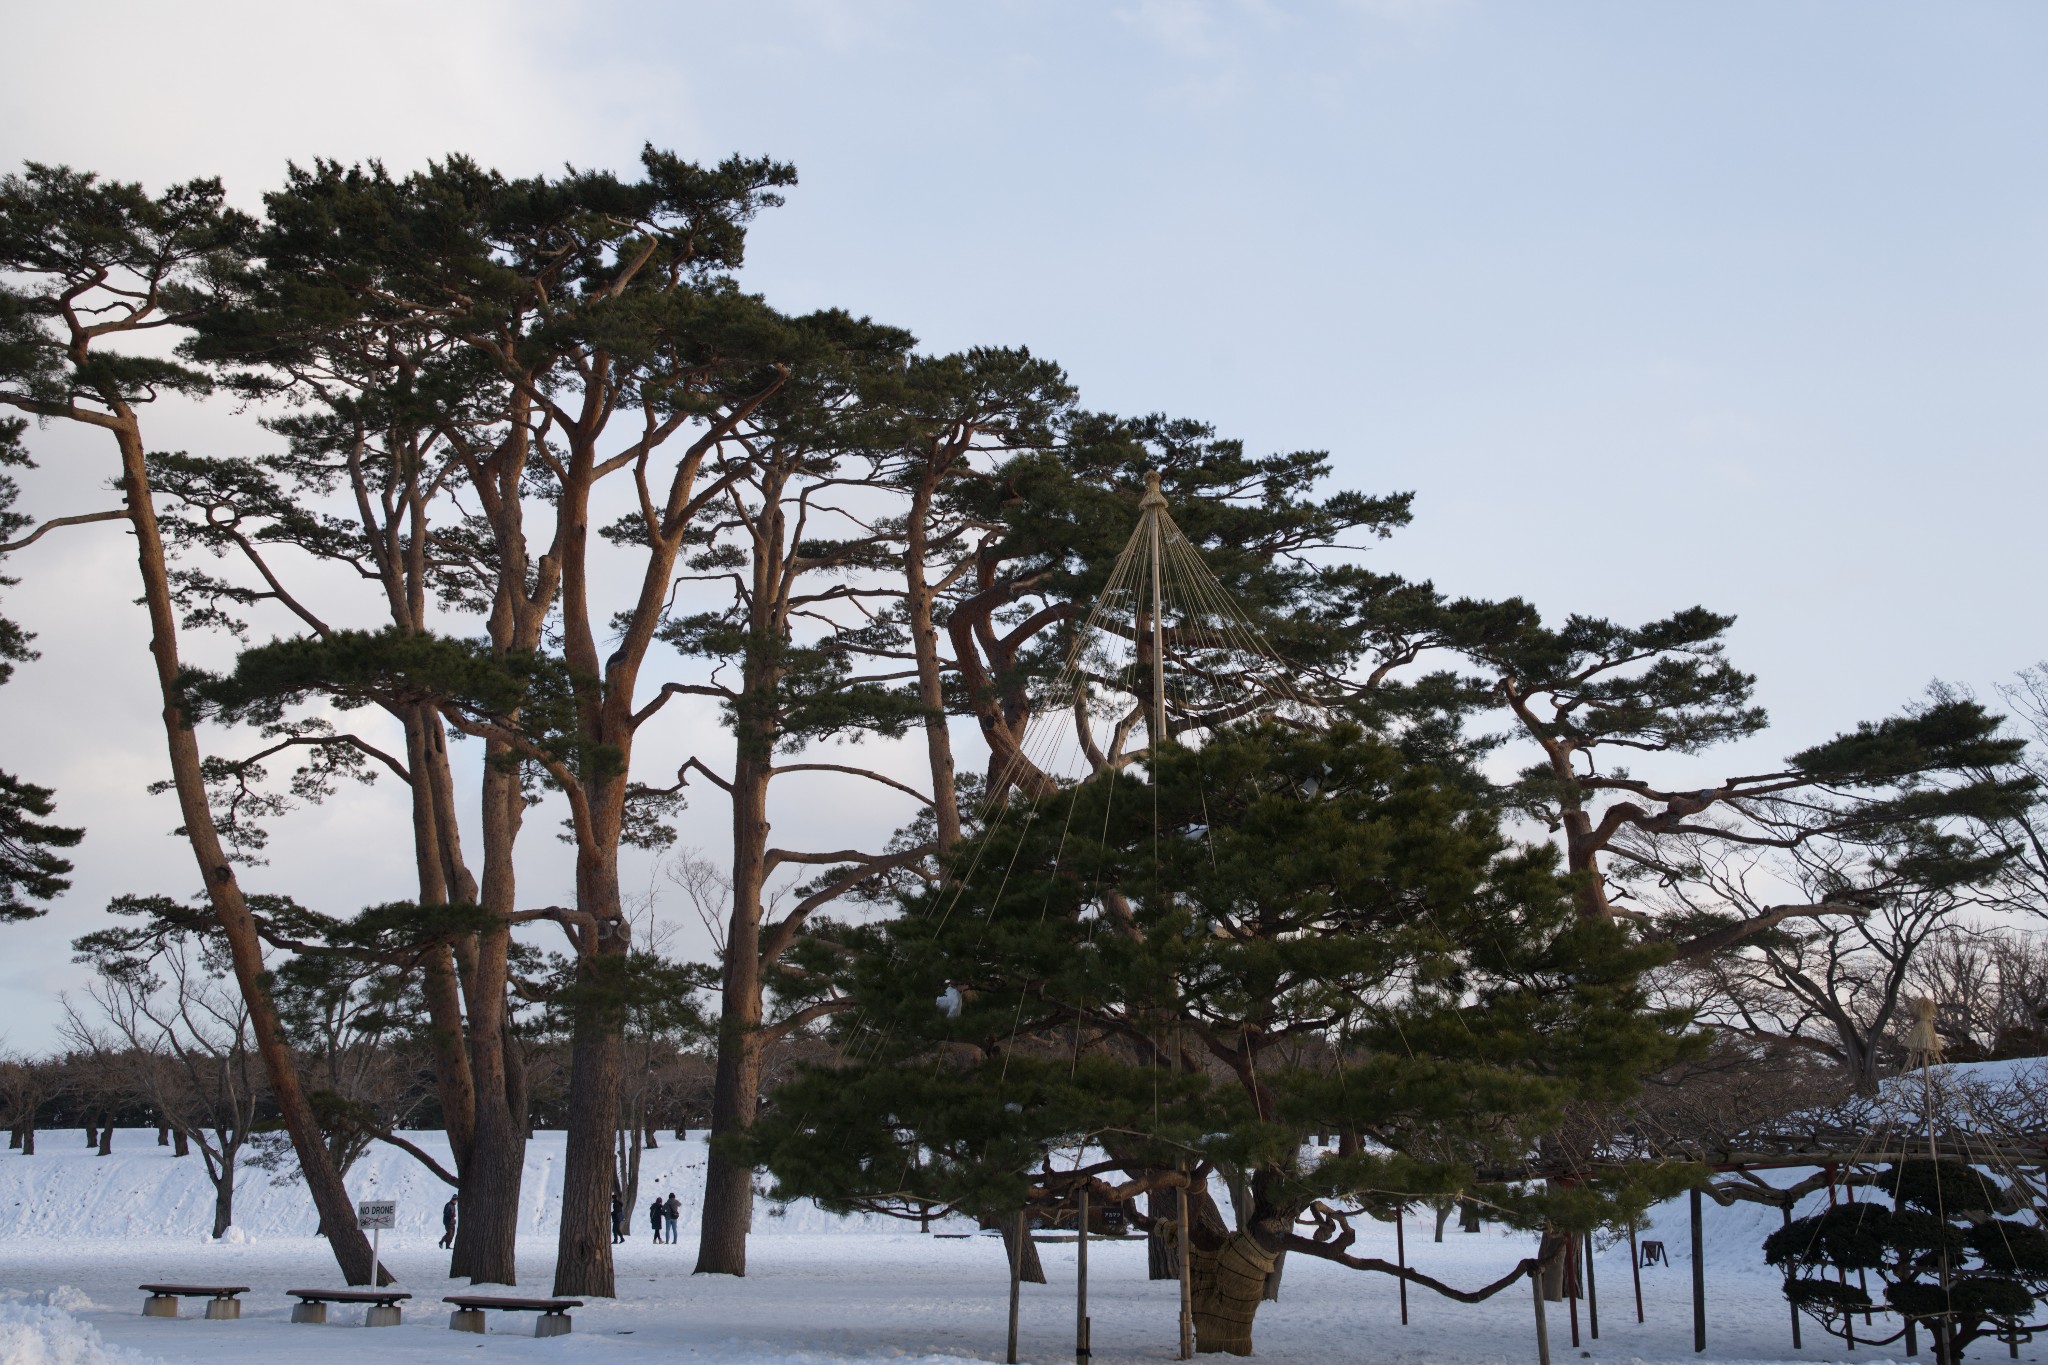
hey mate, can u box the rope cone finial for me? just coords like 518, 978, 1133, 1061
1141, 469, 1167, 511
1905, 995, 1944, 1068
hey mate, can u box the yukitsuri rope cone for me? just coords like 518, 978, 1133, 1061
1187, 1229, 1281, 1356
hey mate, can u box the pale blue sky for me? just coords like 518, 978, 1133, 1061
1, 1, 2043, 1047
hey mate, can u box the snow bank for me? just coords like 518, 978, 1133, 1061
0, 1298, 159, 1365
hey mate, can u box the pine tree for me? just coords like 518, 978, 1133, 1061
1766, 1159, 2048, 1365
752, 721, 1697, 1354
0, 417, 82, 918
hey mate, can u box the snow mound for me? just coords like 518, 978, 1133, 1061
0, 1293, 94, 1316
0, 1301, 160, 1365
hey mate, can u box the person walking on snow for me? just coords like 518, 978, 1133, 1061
663, 1191, 680, 1244
649, 1195, 664, 1243
610, 1191, 625, 1244
439, 1194, 457, 1250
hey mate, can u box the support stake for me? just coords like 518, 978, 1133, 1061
1584, 1230, 1599, 1340
1177, 1183, 1193, 1361
1780, 1203, 1801, 1351
1009, 1208, 1025, 1365
1077, 1188, 1090, 1365
1532, 1267, 1552, 1365
1628, 1220, 1644, 1324
1396, 1205, 1409, 1325
1690, 1187, 1706, 1354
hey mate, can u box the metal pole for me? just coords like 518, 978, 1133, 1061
1396, 1206, 1409, 1325
1532, 1267, 1552, 1365
372, 1225, 381, 1286
1009, 1208, 1025, 1365
1077, 1188, 1091, 1365
1690, 1187, 1706, 1354
1584, 1230, 1598, 1340
1628, 1220, 1644, 1324
1177, 1182, 1193, 1360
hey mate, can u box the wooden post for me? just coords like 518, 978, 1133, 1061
1077, 1188, 1090, 1365
1904, 1316, 1915, 1356
1780, 1204, 1800, 1350
1690, 1187, 1706, 1354
1396, 1206, 1409, 1325
1584, 1230, 1599, 1340
1628, 1220, 1644, 1324
1009, 1208, 1025, 1365
1177, 1183, 1193, 1361
1532, 1267, 1552, 1365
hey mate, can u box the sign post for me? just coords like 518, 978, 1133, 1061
359, 1199, 397, 1284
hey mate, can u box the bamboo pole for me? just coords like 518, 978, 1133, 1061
1009, 1208, 1025, 1365
1628, 1220, 1644, 1324
1690, 1187, 1706, 1354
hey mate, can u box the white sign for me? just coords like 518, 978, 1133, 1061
358, 1199, 397, 1230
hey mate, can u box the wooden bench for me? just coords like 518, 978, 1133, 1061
443, 1294, 583, 1337
286, 1287, 412, 1326
139, 1284, 250, 1320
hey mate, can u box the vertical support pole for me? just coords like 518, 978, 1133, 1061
1009, 1208, 1025, 1365
372, 1225, 382, 1286
1146, 478, 1166, 754
1690, 1187, 1706, 1355
1780, 1203, 1801, 1351
1077, 1188, 1090, 1365
1584, 1230, 1599, 1340
1567, 1235, 1581, 1348
1396, 1206, 1409, 1325
1177, 1183, 1193, 1361
1532, 1267, 1552, 1365
1904, 1316, 1916, 1356
1628, 1220, 1644, 1324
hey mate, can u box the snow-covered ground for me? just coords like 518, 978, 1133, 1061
0, 1128, 2026, 1365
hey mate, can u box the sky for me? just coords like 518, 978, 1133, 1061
1, 0, 2044, 1050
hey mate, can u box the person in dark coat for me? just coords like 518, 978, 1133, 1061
439, 1195, 458, 1250
663, 1191, 681, 1244
610, 1191, 625, 1244
649, 1195, 664, 1243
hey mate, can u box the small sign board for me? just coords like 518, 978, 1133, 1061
358, 1199, 398, 1230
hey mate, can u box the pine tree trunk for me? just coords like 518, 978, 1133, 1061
19, 1125, 32, 1155
97, 1126, 111, 1155
550, 814, 627, 1298
7, 1127, 18, 1150
697, 750, 772, 1277
1148, 1188, 1181, 1280
84, 1125, 96, 1147
991, 1213, 1046, 1284
1189, 1231, 1276, 1355
156, 1125, 168, 1146
450, 756, 528, 1286
173, 1129, 188, 1157
116, 417, 375, 1284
